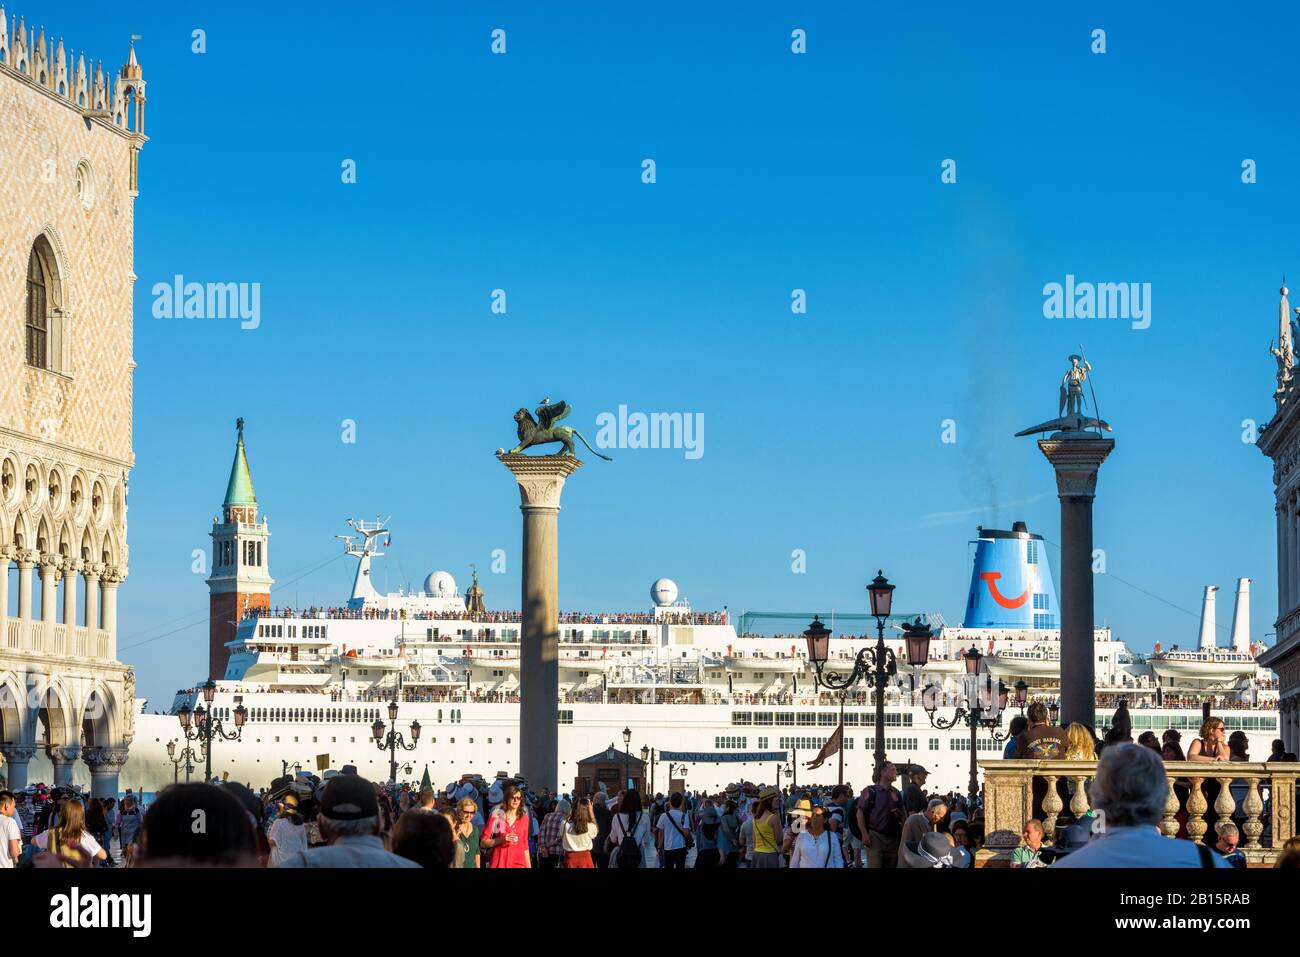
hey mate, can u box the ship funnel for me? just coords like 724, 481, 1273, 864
1229, 578, 1251, 654
1197, 585, 1218, 650
962, 522, 1059, 629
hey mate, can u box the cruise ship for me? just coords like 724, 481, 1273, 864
122, 520, 1281, 797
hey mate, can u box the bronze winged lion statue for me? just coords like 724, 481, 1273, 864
506, 400, 612, 460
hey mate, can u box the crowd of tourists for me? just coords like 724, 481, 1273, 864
4, 699, 1299, 869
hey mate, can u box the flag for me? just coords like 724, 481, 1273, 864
384, 535, 391, 547
420, 765, 432, 791
805, 722, 843, 770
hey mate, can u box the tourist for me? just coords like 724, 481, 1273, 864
902, 830, 966, 868
33, 799, 107, 867
267, 792, 307, 867
657, 791, 693, 869
452, 796, 481, 868
749, 786, 784, 868
1013, 701, 1069, 758
1012, 819, 1046, 868
694, 805, 724, 867
416, 787, 436, 812
609, 788, 653, 868
83, 798, 111, 866
788, 804, 842, 868
898, 798, 948, 868
391, 807, 455, 867
538, 798, 568, 869
117, 794, 142, 866
1269, 738, 1287, 762
1137, 731, 1162, 754
482, 783, 532, 868
562, 797, 598, 868
902, 764, 929, 816
133, 785, 261, 867
1214, 822, 1247, 868
719, 799, 740, 867
1054, 744, 1231, 868
1063, 722, 1097, 760
591, 791, 612, 868
1100, 700, 1134, 751
277, 775, 419, 868
859, 762, 905, 869
1003, 715, 1029, 758
1188, 717, 1229, 761
0, 791, 21, 869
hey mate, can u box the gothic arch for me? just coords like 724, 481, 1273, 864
79, 679, 121, 750
100, 528, 119, 567
0, 672, 25, 747
30, 674, 76, 749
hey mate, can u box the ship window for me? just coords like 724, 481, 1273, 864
818, 713, 836, 726
753, 712, 773, 726
1027, 540, 1038, 564
732, 711, 752, 726
843, 713, 861, 726
797, 712, 817, 726
930, 737, 940, 750
775, 713, 794, 726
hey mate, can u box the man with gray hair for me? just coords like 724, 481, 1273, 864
277, 774, 418, 868
1054, 744, 1230, 868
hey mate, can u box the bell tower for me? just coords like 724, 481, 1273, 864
206, 418, 273, 678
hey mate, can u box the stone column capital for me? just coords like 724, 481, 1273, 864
1036, 435, 1116, 499
0, 544, 14, 563
84, 562, 104, 581
498, 453, 583, 510
63, 557, 83, 575
46, 744, 81, 765
83, 746, 131, 771
15, 550, 36, 568
102, 567, 125, 586
1, 746, 37, 763
39, 553, 61, 572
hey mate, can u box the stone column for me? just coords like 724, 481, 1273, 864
1036, 435, 1114, 729
16, 553, 33, 621
0, 547, 10, 634
100, 570, 120, 660
1291, 491, 1299, 615
83, 746, 130, 799
39, 556, 57, 624
0, 746, 36, 791
499, 453, 583, 793
47, 745, 80, 787
62, 559, 79, 626
84, 566, 102, 632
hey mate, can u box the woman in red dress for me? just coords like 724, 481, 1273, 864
481, 784, 531, 868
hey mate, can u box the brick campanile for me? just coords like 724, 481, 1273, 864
206, 418, 273, 679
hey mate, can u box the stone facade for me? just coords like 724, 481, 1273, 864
0, 11, 144, 796
1258, 284, 1300, 753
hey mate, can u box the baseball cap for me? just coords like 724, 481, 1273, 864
320, 773, 379, 820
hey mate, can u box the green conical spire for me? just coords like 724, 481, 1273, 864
224, 417, 257, 507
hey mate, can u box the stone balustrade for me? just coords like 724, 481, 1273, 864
0, 619, 111, 660
981, 758, 1300, 866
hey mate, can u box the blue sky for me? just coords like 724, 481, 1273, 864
40, 1, 1288, 703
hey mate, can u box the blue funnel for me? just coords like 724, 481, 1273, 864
962, 522, 1059, 629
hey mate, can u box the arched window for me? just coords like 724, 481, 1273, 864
24, 236, 63, 372
26, 244, 48, 368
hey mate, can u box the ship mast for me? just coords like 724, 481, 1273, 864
338, 516, 389, 606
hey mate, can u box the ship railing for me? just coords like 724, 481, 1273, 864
980, 758, 1300, 866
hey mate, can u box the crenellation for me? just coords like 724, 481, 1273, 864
0, 10, 144, 134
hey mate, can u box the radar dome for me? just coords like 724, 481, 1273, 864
424, 571, 457, 598
651, 578, 678, 607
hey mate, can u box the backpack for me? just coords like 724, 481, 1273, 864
846, 798, 864, 841
613, 811, 642, 869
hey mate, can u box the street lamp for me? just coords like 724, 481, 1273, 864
642, 745, 654, 795
372, 697, 420, 785
165, 738, 202, 784
1048, 698, 1060, 725
803, 572, 925, 784
1014, 680, 1029, 713
923, 654, 1012, 807
282, 759, 302, 777
176, 681, 245, 783
622, 727, 632, 791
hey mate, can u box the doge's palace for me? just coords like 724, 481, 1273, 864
0, 9, 145, 796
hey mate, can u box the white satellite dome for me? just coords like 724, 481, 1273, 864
650, 578, 678, 607
423, 571, 457, 598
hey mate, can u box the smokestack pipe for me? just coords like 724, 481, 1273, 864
1198, 585, 1218, 651
1229, 578, 1251, 654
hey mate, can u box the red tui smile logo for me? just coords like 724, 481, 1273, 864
981, 571, 1029, 609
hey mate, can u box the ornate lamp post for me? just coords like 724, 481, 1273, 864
804, 572, 930, 783
775, 759, 794, 791
371, 697, 420, 785
165, 738, 202, 784
922, 647, 1012, 807
1014, 680, 1029, 714
176, 679, 246, 784
641, 745, 652, 795
622, 727, 632, 790
281, 759, 302, 777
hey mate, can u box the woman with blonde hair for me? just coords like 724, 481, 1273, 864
33, 799, 108, 867
451, 796, 480, 868
561, 796, 598, 868
1063, 722, 1097, 760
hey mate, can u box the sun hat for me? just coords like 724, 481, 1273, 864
319, 773, 380, 821
757, 785, 779, 802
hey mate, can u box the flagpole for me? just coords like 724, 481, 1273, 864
838, 691, 845, 786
